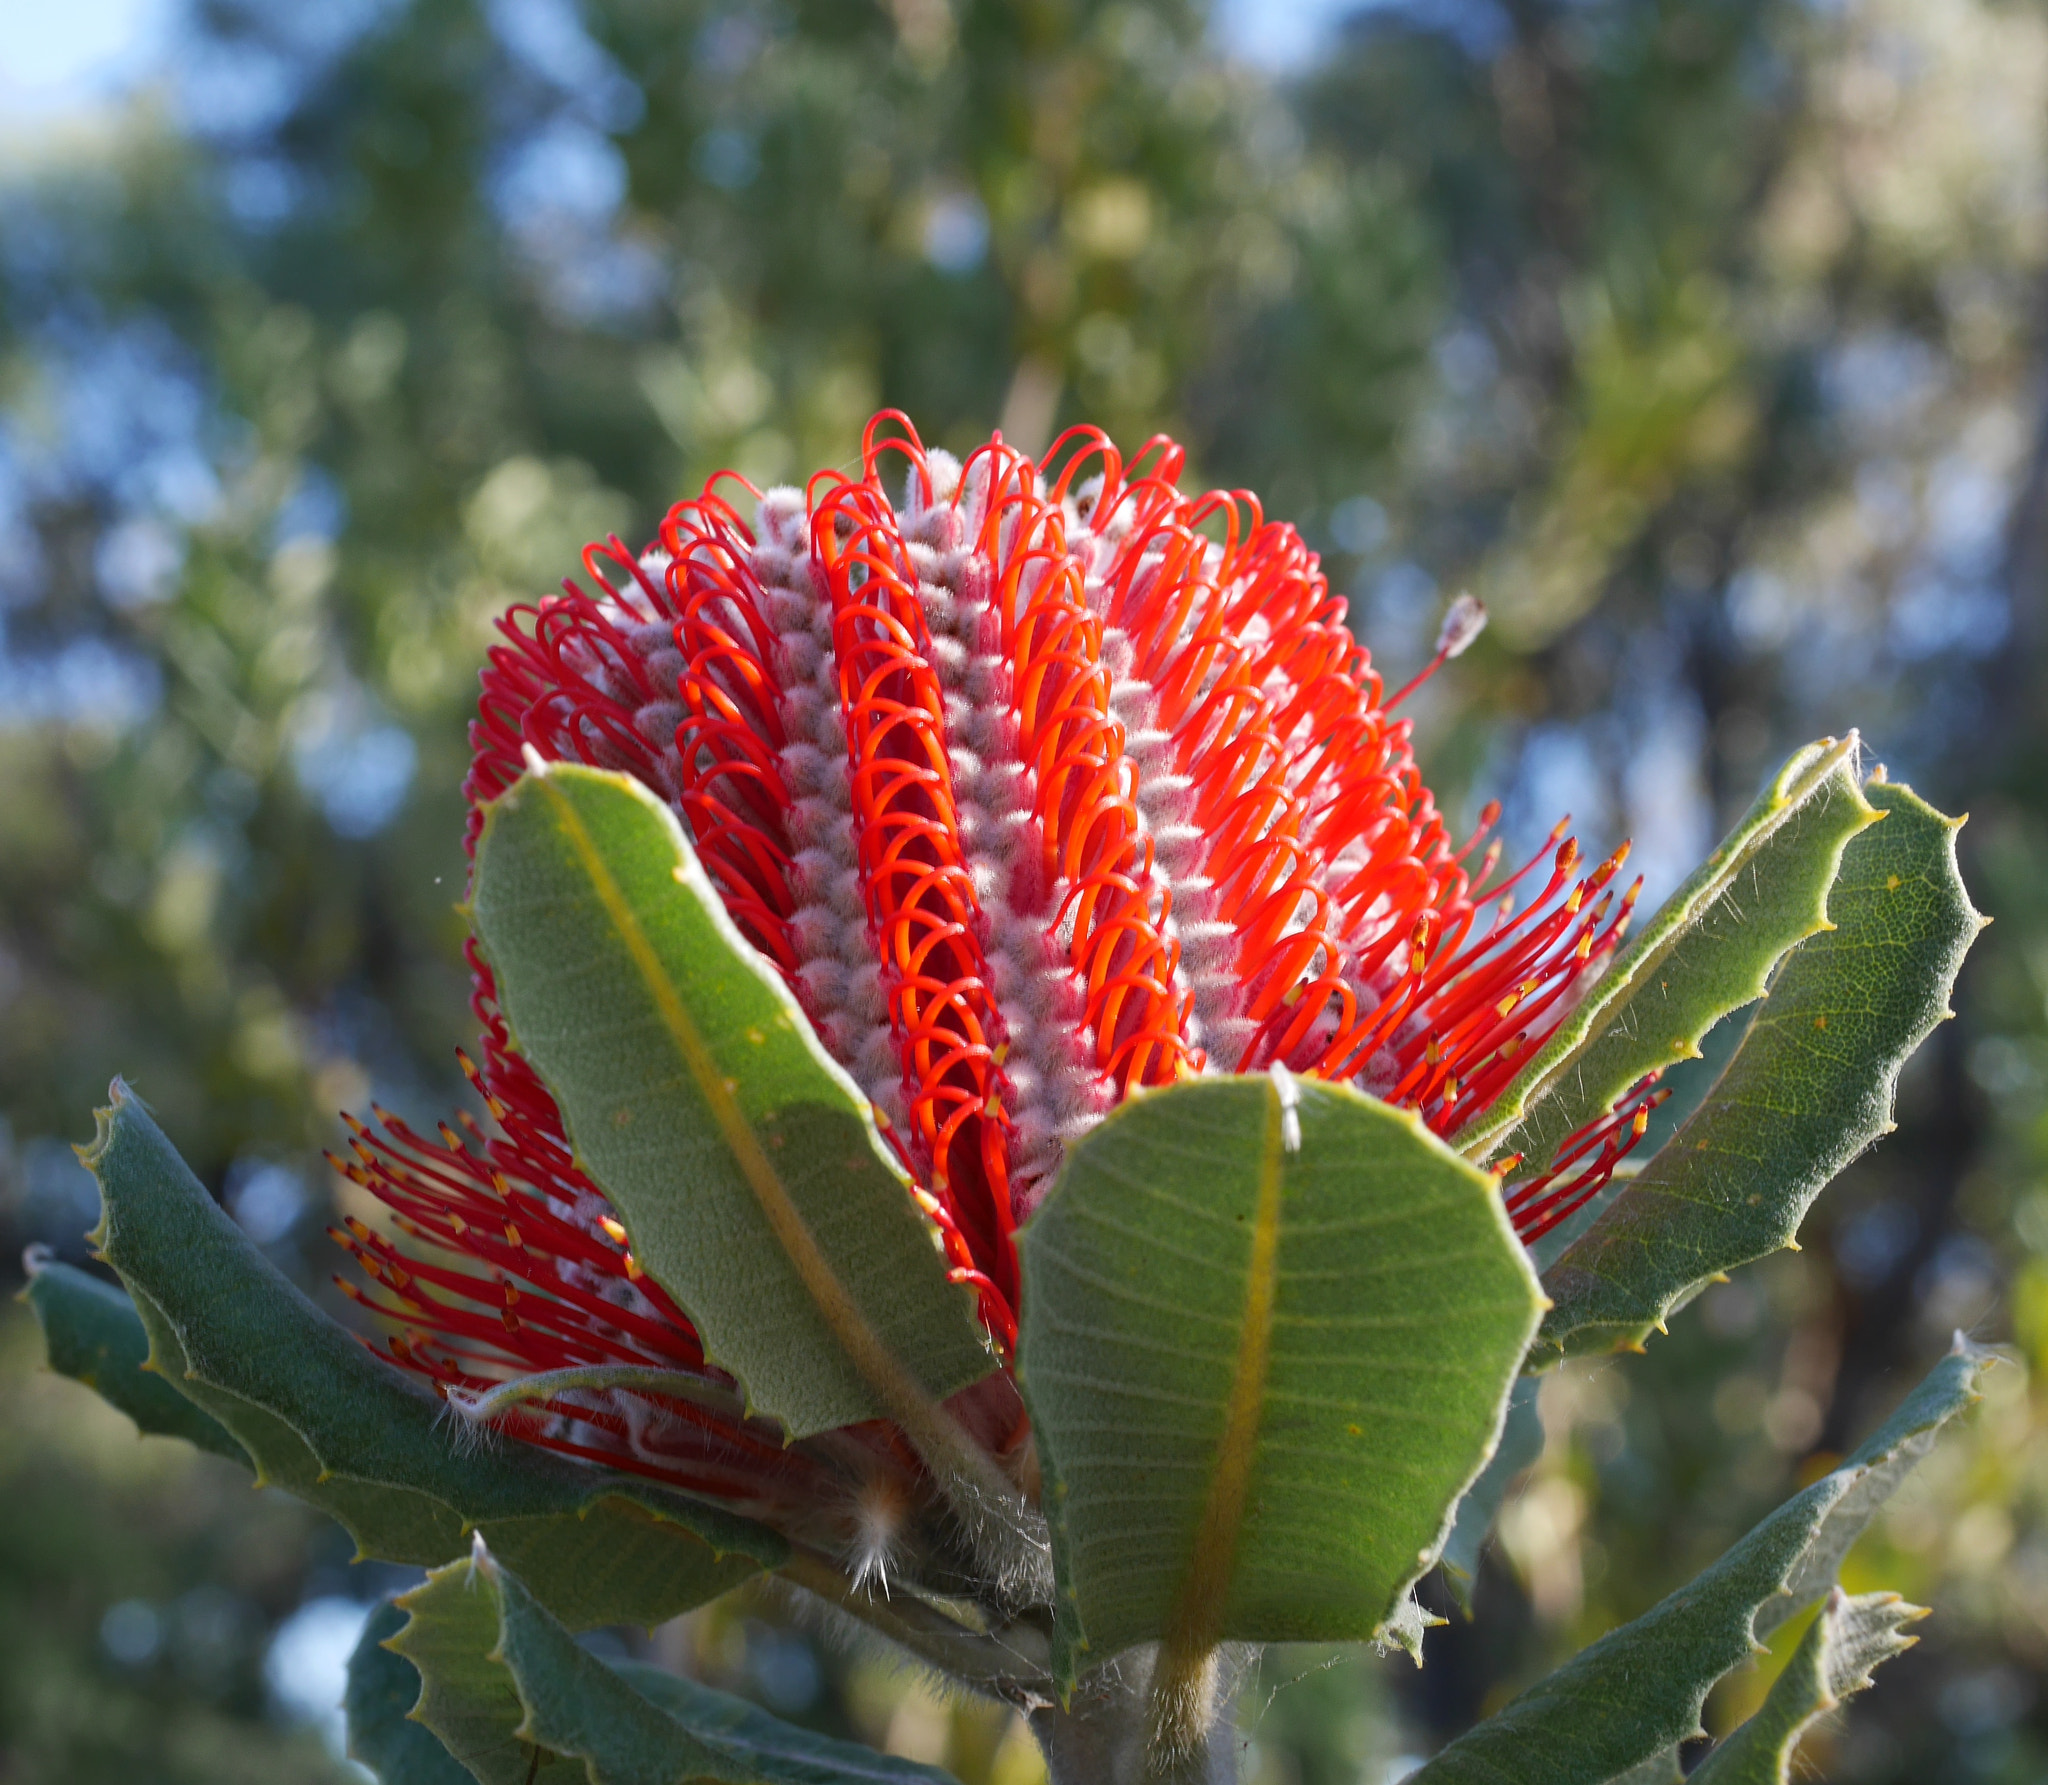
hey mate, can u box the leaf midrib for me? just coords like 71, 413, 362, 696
528, 773, 896, 1392
1158, 1080, 1287, 1663
1453, 735, 1866, 1161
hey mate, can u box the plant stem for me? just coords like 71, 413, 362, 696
1030, 1648, 1244, 1785
776, 1548, 1053, 1700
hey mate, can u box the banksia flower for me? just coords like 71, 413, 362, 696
330, 413, 1656, 1519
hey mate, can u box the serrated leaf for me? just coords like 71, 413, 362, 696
391, 1547, 964, 1785
22, 1256, 245, 1462
80, 1084, 781, 1630
1016, 1074, 1543, 1688
1439, 1374, 1543, 1615
470, 761, 993, 1440
346, 1598, 479, 1785
1534, 778, 1984, 1361
1457, 737, 1876, 1177
1689, 1588, 1923, 1784
1408, 1341, 1993, 1785
387, 1561, 586, 1785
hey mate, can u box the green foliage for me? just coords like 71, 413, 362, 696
1017, 1074, 1542, 1686
1536, 778, 1985, 1361
1688, 1589, 1925, 1784
384, 1547, 962, 1785
345, 1600, 477, 1785
469, 760, 994, 1436
76, 1084, 780, 1629
21, 1257, 244, 1462
1409, 1342, 1993, 1783
1457, 736, 1876, 1176
386, 1560, 584, 1785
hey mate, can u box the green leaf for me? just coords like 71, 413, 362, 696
470, 760, 993, 1440
1456, 737, 1877, 1177
1016, 1073, 1543, 1691
1407, 1340, 1994, 1785
387, 1556, 587, 1785
346, 1598, 479, 1785
21, 1254, 245, 1462
80, 1083, 782, 1630
1534, 777, 1985, 1362
391, 1546, 965, 1785
1602, 1755, 1683, 1785
1438, 1375, 1542, 1615
1689, 1588, 1924, 1784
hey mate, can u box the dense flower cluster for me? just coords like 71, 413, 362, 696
329, 414, 1657, 1509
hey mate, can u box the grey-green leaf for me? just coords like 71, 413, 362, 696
1017, 1074, 1543, 1687
1456, 737, 1876, 1178
391, 1546, 964, 1785
1534, 777, 1984, 1362
1689, 1588, 1924, 1784
1408, 1340, 1993, 1784
21, 1254, 246, 1462
78, 1083, 780, 1630
470, 760, 993, 1440
346, 1598, 480, 1785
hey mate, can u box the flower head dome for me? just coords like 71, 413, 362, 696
330, 413, 1657, 1514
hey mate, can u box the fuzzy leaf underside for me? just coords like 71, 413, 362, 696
346, 1599, 479, 1785
1534, 778, 1983, 1362
1017, 1075, 1544, 1686
387, 1548, 964, 1785
22, 1257, 246, 1462
1456, 737, 1875, 1178
78, 1085, 780, 1630
1439, 1374, 1543, 1615
1602, 1754, 1684, 1785
1408, 1343, 1992, 1784
470, 762, 993, 1439
1688, 1589, 1923, 1784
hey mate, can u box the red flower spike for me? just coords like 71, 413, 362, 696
339, 414, 1643, 1520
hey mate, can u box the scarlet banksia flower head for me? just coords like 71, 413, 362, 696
332, 412, 1658, 1512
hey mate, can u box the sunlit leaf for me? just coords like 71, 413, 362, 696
1017, 1074, 1542, 1688
471, 761, 993, 1439
1536, 779, 1985, 1362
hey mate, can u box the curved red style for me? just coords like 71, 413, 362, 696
332, 413, 1659, 1516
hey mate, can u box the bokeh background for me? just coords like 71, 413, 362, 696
4, 0, 2048, 1777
